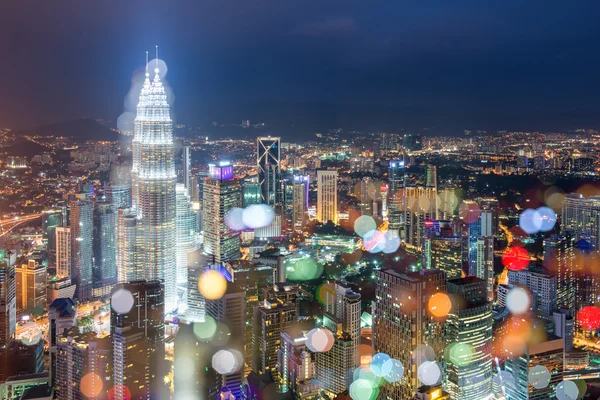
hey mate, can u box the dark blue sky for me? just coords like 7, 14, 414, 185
1, 0, 600, 132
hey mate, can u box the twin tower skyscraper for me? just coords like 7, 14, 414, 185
123, 50, 178, 312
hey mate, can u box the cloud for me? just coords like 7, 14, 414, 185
292, 16, 357, 36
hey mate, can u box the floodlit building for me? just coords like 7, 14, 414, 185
317, 170, 338, 224
130, 56, 178, 313
202, 163, 242, 263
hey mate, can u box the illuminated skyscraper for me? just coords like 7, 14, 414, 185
445, 277, 493, 400
543, 235, 575, 311
93, 202, 118, 297
316, 282, 361, 396
257, 137, 281, 207
202, 163, 241, 263
111, 280, 166, 399
242, 182, 262, 207
561, 193, 600, 250
317, 170, 338, 224
106, 164, 132, 209
425, 235, 463, 282
401, 187, 438, 248
176, 183, 199, 311
476, 236, 494, 302
426, 164, 437, 190
373, 269, 446, 399
116, 209, 139, 283
0, 254, 16, 382
388, 160, 405, 232
292, 175, 309, 230
183, 145, 191, 196
131, 52, 178, 313
55, 227, 71, 279
70, 193, 93, 301
15, 260, 46, 313
505, 337, 564, 399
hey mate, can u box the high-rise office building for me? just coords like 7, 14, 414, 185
206, 285, 246, 398
401, 187, 438, 248
183, 145, 191, 196
0, 255, 16, 383
561, 193, 600, 249
424, 231, 463, 282
202, 163, 242, 263
373, 269, 446, 399
257, 137, 282, 207
445, 277, 493, 400
476, 236, 495, 302
55, 328, 111, 400
116, 209, 139, 283
186, 258, 205, 323
130, 55, 178, 313
317, 170, 338, 224
92, 202, 118, 297
15, 260, 46, 313
42, 209, 63, 252
278, 330, 320, 398
106, 164, 132, 209
69, 193, 93, 301
508, 267, 557, 319
111, 280, 166, 399
504, 338, 564, 399
48, 298, 77, 387
543, 235, 575, 311
55, 227, 71, 279
315, 282, 361, 396
388, 160, 405, 231
253, 297, 297, 380
242, 182, 262, 207
175, 183, 199, 311
426, 164, 437, 190
292, 175, 309, 231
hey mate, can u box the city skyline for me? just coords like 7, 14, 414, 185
2, 4, 600, 400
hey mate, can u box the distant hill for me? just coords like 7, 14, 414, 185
17, 118, 120, 142
1, 139, 49, 157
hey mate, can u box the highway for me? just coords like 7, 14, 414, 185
0, 213, 42, 237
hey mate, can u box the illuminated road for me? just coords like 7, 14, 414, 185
0, 213, 42, 237
574, 335, 600, 353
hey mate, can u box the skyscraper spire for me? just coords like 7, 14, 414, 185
155, 45, 159, 75
145, 51, 149, 77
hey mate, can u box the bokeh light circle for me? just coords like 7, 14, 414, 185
363, 230, 387, 253
225, 207, 247, 231
577, 306, 600, 331
519, 208, 543, 234
370, 353, 391, 376
286, 257, 323, 281
349, 378, 379, 400
412, 344, 436, 365
506, 287, 531, 315
428, 293, 452, 318
417, 361, 441, 386
306, 328, 335, 352
556, 380, 579, 400
448, 343, 474, 367
80, 373, 104, 398
242, 204, 275, 229
212, 349, 243, 375
193, 316, 218, 341
528, 365, 551, 389
502, 246, 530, 271
354, 216, 377, 238
382, 230, 401, 254
111, 288, 135, 314
536, 206, 557, 232
381, 359, 404, 383
198, 270, 227, 300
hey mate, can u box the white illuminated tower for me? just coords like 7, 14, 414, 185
132, 48, 177, 313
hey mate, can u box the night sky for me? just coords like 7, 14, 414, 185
1, 0, 600, 132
